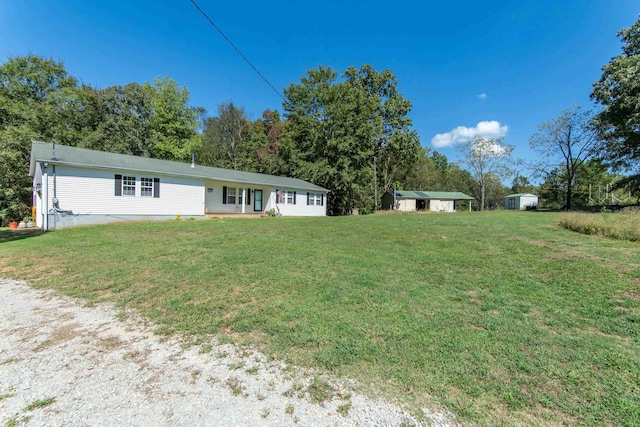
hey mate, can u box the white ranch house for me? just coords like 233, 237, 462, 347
29, 142, 328, 230
504, 193, 538, 210
381, 190, 474, 213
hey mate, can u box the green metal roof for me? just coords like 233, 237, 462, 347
29, 141, 328, 192
393, 190, 474, 200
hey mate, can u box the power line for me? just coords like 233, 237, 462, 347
188, 0, 286, 103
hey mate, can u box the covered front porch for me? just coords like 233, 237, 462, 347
204, 180, 273, 215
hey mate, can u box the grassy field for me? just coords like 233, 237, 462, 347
0, 212, 638, 426
560, 208, 640, 241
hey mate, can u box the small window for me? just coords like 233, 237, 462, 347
308, 192, 323, 206
141, 177, 154, 197
281, 190, 296, 204
122, 176, 136, 196
227, 187, 237, 204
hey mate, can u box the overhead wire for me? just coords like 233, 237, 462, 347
187, 0, 286, 103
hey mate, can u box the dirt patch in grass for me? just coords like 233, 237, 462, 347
628, 278, 640, 290
97, 335, 125, 351
465, 290, 482, 305
38, 323, 83, 350
519, 238, 550, 248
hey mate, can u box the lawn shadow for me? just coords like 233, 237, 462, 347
0, 228, 43, 243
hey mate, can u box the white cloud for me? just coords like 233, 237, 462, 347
430, 120, 508, 148
477, 93, 487, 100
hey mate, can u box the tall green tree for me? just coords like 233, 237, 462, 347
86, 82, 155, 156
148, 76, 203, 161
529, 107, 604, 210
395, 147, 442, 190
249, 109, 285, 174
200, 102, 249, 170
0, 55, 79, 221
343, 65, 420, 209
511, 174, 536, 194
458, 136, 514, 211
591, 16, 640, 189
282, 64, 419, 215
0, 55, 205, 222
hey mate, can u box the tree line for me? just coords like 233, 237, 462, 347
1, 16, 639, 221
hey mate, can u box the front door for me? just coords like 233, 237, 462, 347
254, 190, 263, 212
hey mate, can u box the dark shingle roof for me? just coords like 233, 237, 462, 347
30, 142, 328, 192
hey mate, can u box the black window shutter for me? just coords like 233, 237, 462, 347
307, 192, 310, 205
153, 178, 160, 198
246, 188, 251, 205
115, 174, 122, 196
321, 194, 324, 206
293, 191, 297, 204
275, 189, 278, 204
223, 186, 227, 204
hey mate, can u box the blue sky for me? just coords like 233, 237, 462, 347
1, 1, 637, 168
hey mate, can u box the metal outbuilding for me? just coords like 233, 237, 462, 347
381, 190, 474, 212
504, 193, 538, 210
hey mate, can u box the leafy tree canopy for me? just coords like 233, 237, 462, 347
0, 55, 203, 222
458, 136, 514, 211
282, 64, 420, 215
591, 16, 640, 185
529, 106, 603, 209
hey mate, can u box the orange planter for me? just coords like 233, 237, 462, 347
9, 221, 18, 229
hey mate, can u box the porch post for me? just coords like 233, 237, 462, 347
241, 187, 246, 214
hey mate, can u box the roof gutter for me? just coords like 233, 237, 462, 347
32, 158, 329, 192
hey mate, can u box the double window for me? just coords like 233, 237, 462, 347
307, 192, 324, 206
222, 186, 251, 205
115, 175, 160, 198
275, 190, 296, 204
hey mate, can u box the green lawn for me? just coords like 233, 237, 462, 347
0, 212, 638, 426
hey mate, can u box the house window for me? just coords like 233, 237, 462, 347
141, 177, 154, 197
279, 190, 296, 204
115, 175, 159, 197
122, 176, 136, 196
307, 192, 323, 206
227, 187, 237, 204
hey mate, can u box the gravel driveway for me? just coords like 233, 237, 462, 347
0, 278, 454, 426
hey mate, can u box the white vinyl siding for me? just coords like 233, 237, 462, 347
45, 165, 203, 216
267, 189, 325, 216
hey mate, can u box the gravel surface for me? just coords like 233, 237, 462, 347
0, 278, 456, 426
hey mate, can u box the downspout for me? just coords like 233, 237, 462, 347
42, 163, 49, 231
53, 165, 56, 199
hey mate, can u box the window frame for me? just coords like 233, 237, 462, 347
308, 192, 323, 206
122, 175, 136, 196
140, 177, 154, 197
227, 187, 237, 204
